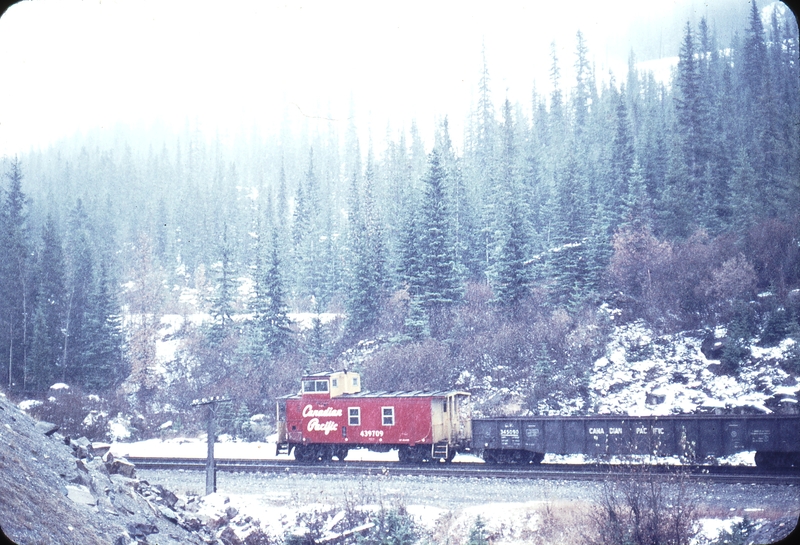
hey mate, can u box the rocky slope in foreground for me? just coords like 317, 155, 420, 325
0, 390, 205, 545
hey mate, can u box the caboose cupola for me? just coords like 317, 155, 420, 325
301, 370, 361, 398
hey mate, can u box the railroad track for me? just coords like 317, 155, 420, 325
127, 457, 800, 485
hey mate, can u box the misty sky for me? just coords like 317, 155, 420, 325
0, 0, 768, 157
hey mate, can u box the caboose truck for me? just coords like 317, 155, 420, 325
277, 370, 472, 463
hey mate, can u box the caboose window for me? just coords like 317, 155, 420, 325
331, 379, 338, 387
382, 407, 395, 426
303, 380, 330, 393
348, 407, 360, 426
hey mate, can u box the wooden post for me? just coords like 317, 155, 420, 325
205, 403, 216, 494
191, 396, 231, 496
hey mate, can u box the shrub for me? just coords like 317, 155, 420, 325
586, 467, 698, 545
27, 385, 129, 441
362, 338, 455, 391
466, 516, 489, 545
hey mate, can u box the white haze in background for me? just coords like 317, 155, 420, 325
0, 0, 764, 157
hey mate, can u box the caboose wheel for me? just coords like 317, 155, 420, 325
334, 447, 348, 461
293, 445, 317, 463
397, 446, 412, 463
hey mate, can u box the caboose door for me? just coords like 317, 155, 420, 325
276, 399, 288, 443
431, 399, 447, 443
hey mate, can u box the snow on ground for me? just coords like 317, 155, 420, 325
589, 321, 799, 416
110, 437, 481, 464
693, 517, 742, 545
111, 437, 276, 459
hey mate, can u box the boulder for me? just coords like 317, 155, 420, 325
159, 506, 179, 523
35, 421, 59, 436
69, 460, 92, 487
91, 442, 111, 457
71, 436, 92, 459
108, 458, 136, 478
126, 521, 159, 538
65, 484, 97, 507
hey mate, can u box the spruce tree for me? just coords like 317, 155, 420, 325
0, 157, 31, 390
573, 30, 591, 134
82, 261, 127, 391
209, 223, 236, 345
417, 150, 462, 317
675, 20, 704, 198
345, 150, 385, 339
491, 99, 530, 310
64, 199, 95, 386
256, 229, 292, 358
609, 90, 636, 231
28, 216, 66, 392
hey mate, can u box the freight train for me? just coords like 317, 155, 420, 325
276, 370, 800, 468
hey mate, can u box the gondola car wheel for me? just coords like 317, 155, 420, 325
529, 452, 545, 465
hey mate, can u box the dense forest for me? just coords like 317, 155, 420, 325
1, 3, 798, 431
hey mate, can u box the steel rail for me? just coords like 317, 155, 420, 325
127, 457, 800, 485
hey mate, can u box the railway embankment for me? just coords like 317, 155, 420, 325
0, 390, 235, 544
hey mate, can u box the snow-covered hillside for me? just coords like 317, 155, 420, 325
590, 322, 799, 416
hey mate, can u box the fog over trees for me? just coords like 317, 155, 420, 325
0, 2, 798, 425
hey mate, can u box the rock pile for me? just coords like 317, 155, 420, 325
0, 391, 207, 545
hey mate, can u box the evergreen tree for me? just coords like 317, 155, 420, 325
253, 229, 292, 358
573, 30, 591, 134
548, 153, 590, 307
209, 223, 236, 344
621, 158, 652, 230
467, 516, 490, 545
403, 295, 430, 341
473, 44, 499, 272
491, 99, 530, 309
81, 261, 127, 391
399, 194, 423, 297
439, 117, 481, 281
0, 157, 31, 390
492, 197, 529, 310
417, 150, 462, 318
345, 150, 385, 339
609, 89, 636, 230
675, 20, 704, 199
293, 149, 324, 303
64, 199, 95, 386
28, 216, 66, 391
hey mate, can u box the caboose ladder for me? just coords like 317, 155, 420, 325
432, 442, 449, 461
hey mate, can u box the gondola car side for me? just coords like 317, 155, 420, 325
473, 415, 800, 467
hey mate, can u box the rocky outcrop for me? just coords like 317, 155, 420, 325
0, 391, 207, 545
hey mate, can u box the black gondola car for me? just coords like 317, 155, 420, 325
473, 415, 800, 467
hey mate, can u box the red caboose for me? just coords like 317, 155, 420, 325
277, 370, 472, 462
